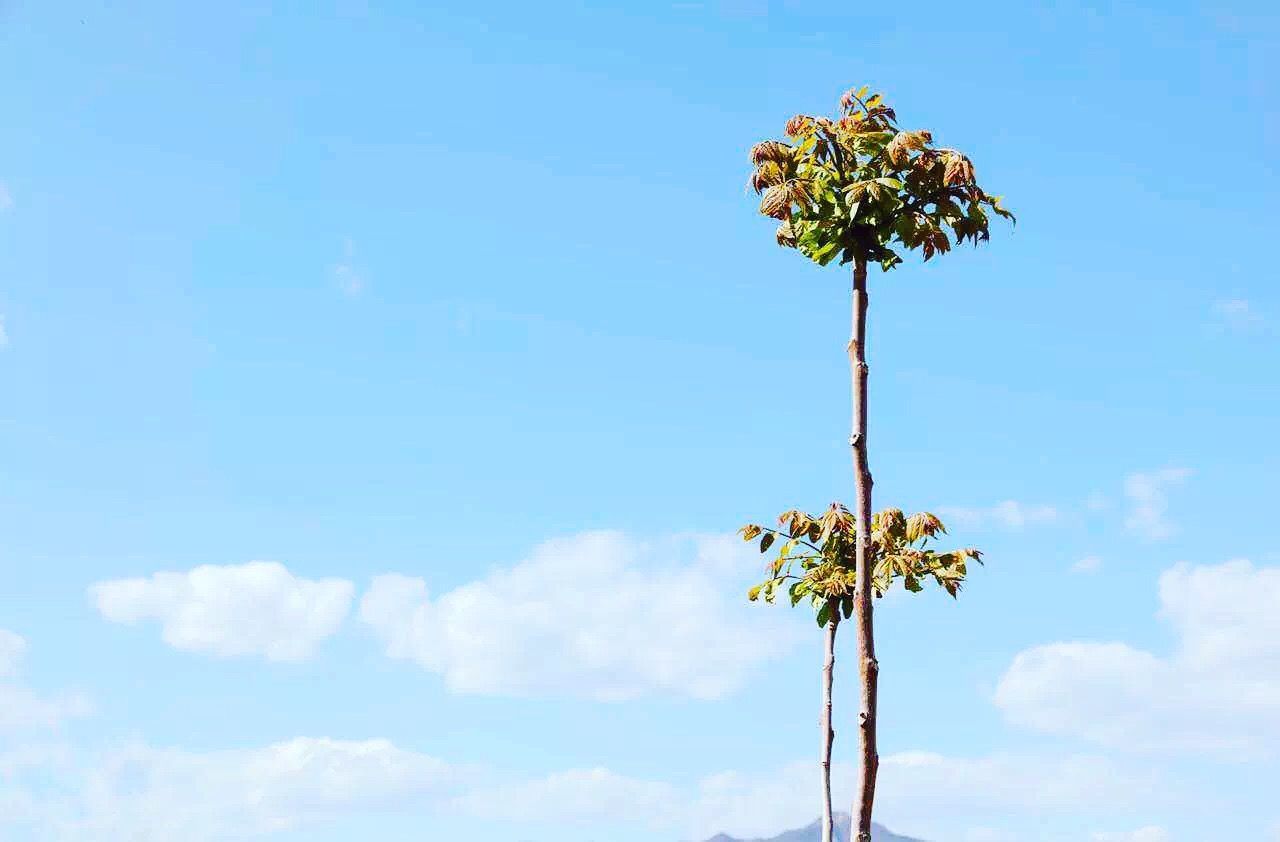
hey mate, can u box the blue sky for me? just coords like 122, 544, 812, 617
1, 1, 1278, 840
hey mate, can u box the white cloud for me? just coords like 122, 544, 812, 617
0, 183, 12, 211
1, 737, 453, 838
360, 531, 792, 700
964, 829, 1019, 842
0, 685, 92, 732
996, 559, 1280, 756
1085, 491, 1111, 512
1123, 468, 1190, 540
0, 629, 25, 677
0, 630, 92, 732
91, 562, 354, 662
0, 733, 1164, 842
71, 737, 452, 841
683, 750, 1158, 841
453, 767, 676, 828
1071, 555, 1102, 573
0, 742, 76, 778
0, 315, 8, 347
453, 749, 1155, 841
878, 751, 1152, 812
9, 738, 680, 840
1212, 297, 1263, 330
1092, 828, 1169, 842
937, 500, 1059, 531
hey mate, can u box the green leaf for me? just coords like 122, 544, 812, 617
748, 89, 1010, 265
879, 249, 902, 271
813, 241, 840, 266
759, 532, 775, 553
816, 600, 831, 627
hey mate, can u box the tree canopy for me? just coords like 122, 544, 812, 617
749, 86, 1014, 270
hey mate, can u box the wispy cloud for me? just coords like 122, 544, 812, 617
0, 315, 8, 348
1123, 468, 1190, 540
1091, 828, 1169, 842
0, 628, 92, 731
1211, 298, 1263, 331
332, 237, 366, 296
1072, 556, 1102, 574
0, 182, 12, 212
0, 629, 26, 677
1084, 491, 1110, 513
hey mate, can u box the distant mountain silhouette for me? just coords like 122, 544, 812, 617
703, 812, 925, 842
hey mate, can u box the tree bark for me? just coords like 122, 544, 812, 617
820, 599, 840, 842
848, 257, 879, 842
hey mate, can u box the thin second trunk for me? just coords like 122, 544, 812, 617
848, 257, 879, 841
820, 599, 839, 842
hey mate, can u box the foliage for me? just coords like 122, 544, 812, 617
749, 86, 1014, 270
740, 503, 982, 625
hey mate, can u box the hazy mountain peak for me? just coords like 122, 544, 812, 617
702, 813, 925, 842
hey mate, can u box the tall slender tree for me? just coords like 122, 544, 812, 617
742, 504, 981, 842
747, 86, 1012, 841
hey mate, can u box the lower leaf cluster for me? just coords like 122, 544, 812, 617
740, 503, 982, 625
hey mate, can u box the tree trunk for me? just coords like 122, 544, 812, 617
848, 257, 879, 841
820, 598, 840, 842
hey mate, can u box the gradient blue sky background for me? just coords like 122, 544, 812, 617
2, 2, 1278, 840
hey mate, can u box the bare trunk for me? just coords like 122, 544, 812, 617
820, 599, 839, 842
848, 257, 878, 841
